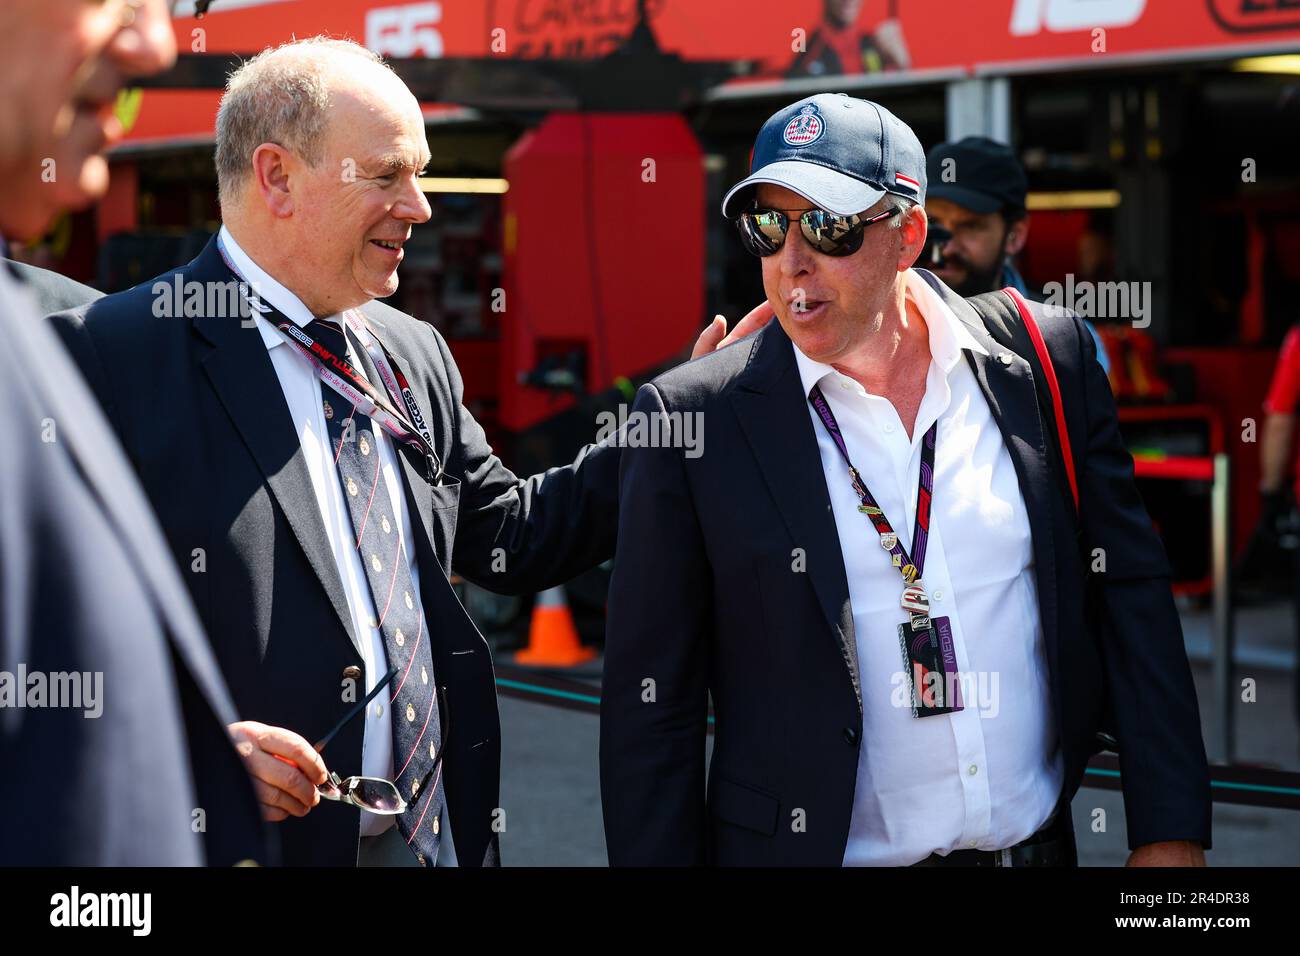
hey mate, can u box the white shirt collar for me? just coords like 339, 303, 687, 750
792, 268, 988, 399
217, 224, 333, 351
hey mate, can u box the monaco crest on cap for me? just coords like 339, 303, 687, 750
721, 93, 927, 219
782, 105, 825, 147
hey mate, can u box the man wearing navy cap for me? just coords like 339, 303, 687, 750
600, 94, 1210, 867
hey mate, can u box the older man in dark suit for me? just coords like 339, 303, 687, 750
0, 0, 268, 865
50, 36, 628, 867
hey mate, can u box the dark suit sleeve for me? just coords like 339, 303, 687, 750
599, 383, 711, 865
430, 328, 620, 594
1070, 314, 1213, 852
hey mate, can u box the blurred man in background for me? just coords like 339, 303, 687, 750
0, 0, 268, 865
924, 136, 1109, 374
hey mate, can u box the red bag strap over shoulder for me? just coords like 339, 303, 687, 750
1002, 286, 1079, 513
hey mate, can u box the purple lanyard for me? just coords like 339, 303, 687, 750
808, 384, 937, 586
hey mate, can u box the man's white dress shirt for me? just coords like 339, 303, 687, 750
218, 227, 453, 858
793, 269, 1065, 866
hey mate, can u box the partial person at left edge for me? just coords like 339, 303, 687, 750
0, 0, 271, 865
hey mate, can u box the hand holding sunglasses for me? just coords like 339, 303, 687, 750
737, 204, 900, 259
270, 666, 445, 816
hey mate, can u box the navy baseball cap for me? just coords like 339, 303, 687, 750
925, 137, 1028, 215
721, 93, 927, 219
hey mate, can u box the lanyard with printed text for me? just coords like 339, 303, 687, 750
339, 310, 439, 467
808, 384, 937, 631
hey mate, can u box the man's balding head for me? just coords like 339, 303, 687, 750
215, 37, 432, 317
215, 37, 416, 209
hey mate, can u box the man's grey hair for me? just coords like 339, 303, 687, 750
214, 37, 393, 208
889, 195, 918, 229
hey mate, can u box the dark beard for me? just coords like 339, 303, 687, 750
946, 256, 1005, 298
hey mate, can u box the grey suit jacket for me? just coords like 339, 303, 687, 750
0, 258, 268, 865
5, 259, 101, 314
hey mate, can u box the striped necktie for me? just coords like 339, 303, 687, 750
308, 318, 444, 866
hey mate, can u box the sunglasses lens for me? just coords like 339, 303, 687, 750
316, 775, 342, 800
800, 210, 864, 257
738, 210, 788, 257
352, 779, 407, 815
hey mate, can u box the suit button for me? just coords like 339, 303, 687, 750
342, 666, 362, 681
843, 727, 859, 746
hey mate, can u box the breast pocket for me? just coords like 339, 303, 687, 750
425, 475, 461, 574
430, 474, 461, 512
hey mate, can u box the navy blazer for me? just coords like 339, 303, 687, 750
600, 269, 1213, 865
49, 236, 619, 866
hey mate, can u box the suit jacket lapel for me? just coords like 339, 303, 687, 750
729, 323, 862, 712
932, 279, 1062, 699
190, 239, 360, 655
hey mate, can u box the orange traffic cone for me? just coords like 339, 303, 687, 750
514, 586, 596, 667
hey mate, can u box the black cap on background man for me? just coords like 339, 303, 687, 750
927, 136, 1027, 216
923, 135, 1030, 298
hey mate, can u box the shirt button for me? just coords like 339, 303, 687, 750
968, 764, 978, 776
967, 840, 978, 848
884, 422, 895, 433
374, 702, 384, 719
933, 590, 944, 602
840, 381, 852, 391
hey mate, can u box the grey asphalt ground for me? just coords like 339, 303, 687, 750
493, 598, 1300, 866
